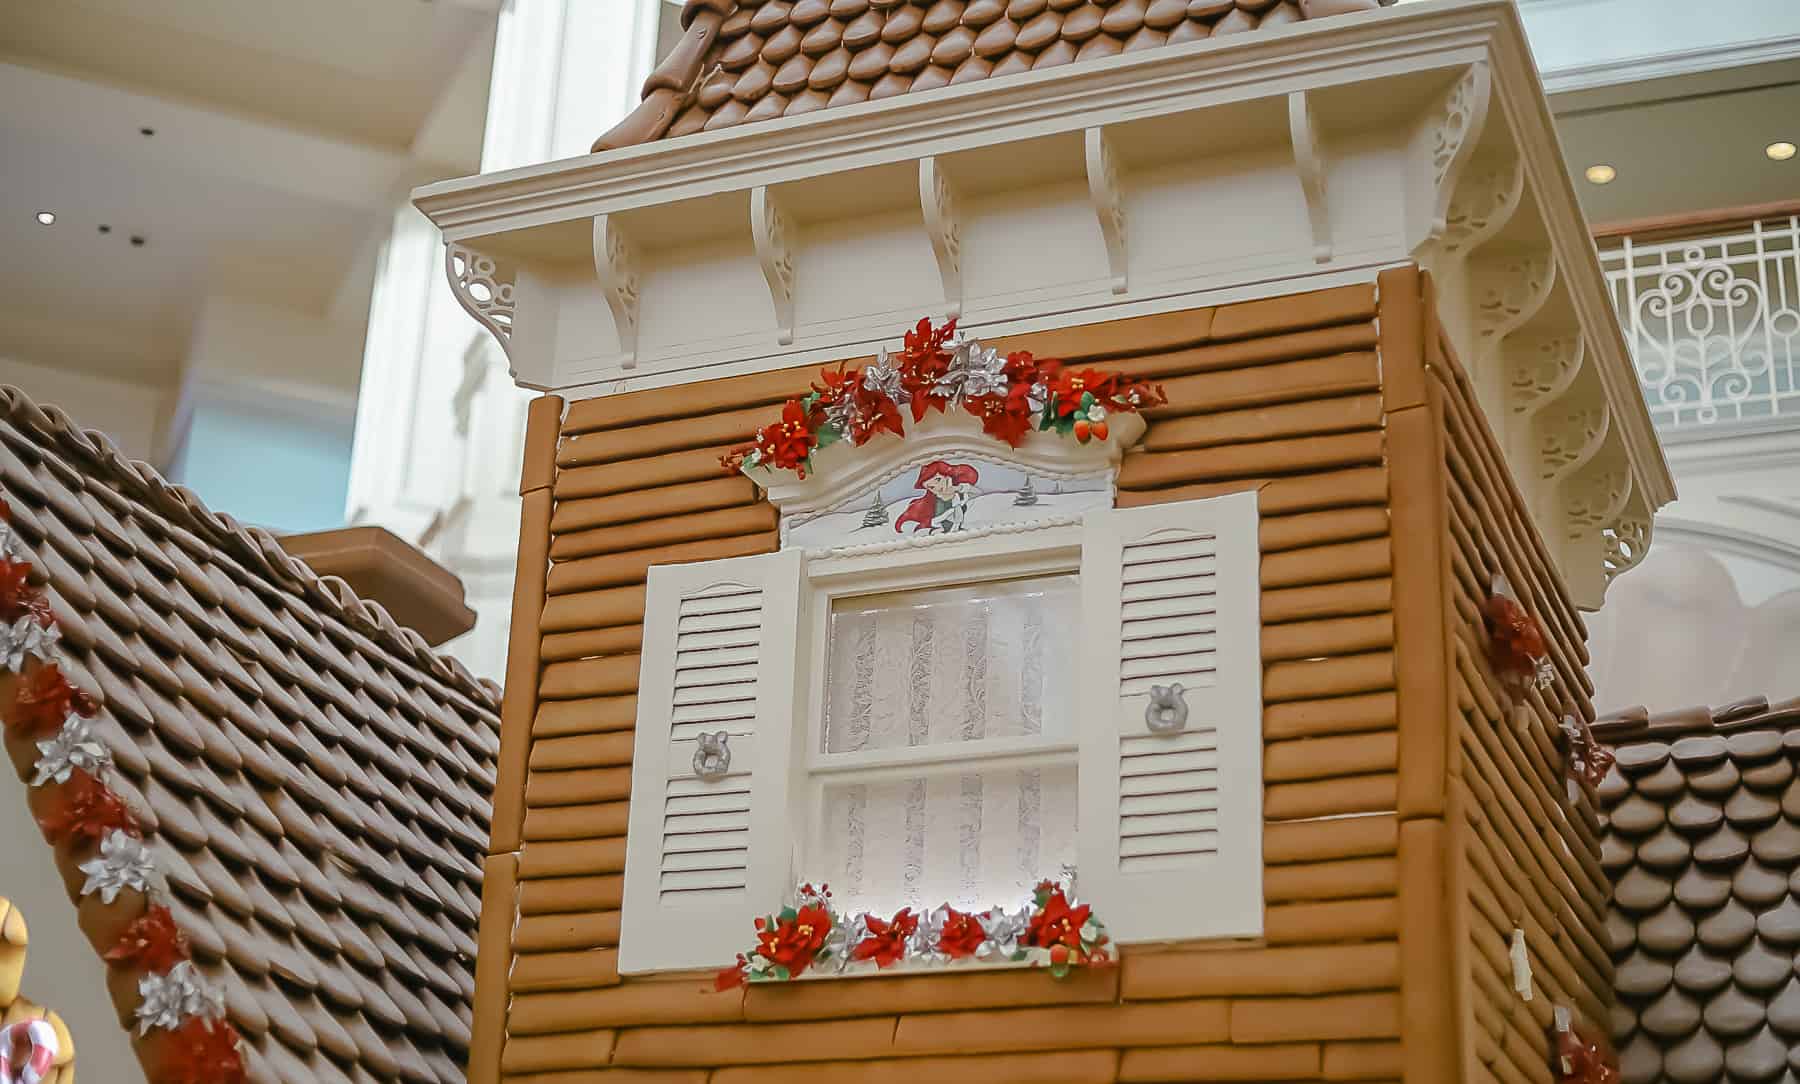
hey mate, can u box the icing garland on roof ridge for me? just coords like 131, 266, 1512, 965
0, 386, 500, 708
0, 502, 246, 1084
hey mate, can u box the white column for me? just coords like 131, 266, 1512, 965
345, 0, 661, 678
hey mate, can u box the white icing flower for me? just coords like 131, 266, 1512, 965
32, 716, 110, 786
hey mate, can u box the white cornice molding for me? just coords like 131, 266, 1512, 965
414, 1, 1511, 236
415, 0, 1672, 609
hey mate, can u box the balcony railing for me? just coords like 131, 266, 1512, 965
1600, 215, 1800, 434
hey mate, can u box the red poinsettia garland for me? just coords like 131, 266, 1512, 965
723, 316, 1166, 479
0, 501, 247, 1084
714, 879, 1112, 989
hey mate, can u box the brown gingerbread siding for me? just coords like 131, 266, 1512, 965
468, 272, 1564, 1082
1423, 311, 1615, 1083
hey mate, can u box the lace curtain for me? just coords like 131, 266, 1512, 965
821, 575, 1078, 753
812, 575, 1079, 915
818, 767, 1078, 916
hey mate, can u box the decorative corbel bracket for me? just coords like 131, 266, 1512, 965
1411, 62, 1493, 252
1602, 495, 1654, 586
445, 242, 516, 367
1440, 152, 1524, 264
1084, 127, 1128, 294
1537, 401, 1611, 486
1287, 91, 1331, 264
751, 185, 799, 345
1508, 333, 1585, 419
593, 214, 642, 370
918, 156, 963, 318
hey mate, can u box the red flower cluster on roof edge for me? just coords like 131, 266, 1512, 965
1480, 573, 1555, 695
723, 316, 1167, 479
0, 499, 247, 1084
714, 879, 1112, 990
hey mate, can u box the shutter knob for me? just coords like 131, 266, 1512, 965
693, 731, 732, 780
1145, 684, 1189, 734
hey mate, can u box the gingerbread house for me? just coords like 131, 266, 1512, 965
0, 386, 501, 1083
416, 0, 1673, 1080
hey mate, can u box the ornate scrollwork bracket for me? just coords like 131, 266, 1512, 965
593, 215, 642, 370
751, 186, 798, 345
1509, 334, 1584, 418
1602, 506, 1653, 586
445, 243, 516, 367
1415, 63, 1493, 248
1084, 126, 1129, 294
919, 156, 963, 318
1287, 91, 1331, 264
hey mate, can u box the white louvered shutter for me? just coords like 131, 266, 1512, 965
620, 548, 805, 974
1075, 491, 1263, 943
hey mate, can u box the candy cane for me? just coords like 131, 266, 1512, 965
0, 1018, 58, 1084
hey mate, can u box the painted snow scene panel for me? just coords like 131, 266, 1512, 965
783, 456, 1112, 550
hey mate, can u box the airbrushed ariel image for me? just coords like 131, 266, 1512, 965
894, 460, 979, 535
780, 455, 1115, 550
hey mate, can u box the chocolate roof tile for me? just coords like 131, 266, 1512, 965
1599, 698, 1800, 1083
0, 384, 496, 1083
595, 0, 1391, 150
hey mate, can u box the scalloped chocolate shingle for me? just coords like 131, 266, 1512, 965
596, 0, 1392, 151
1598, 697, 1800, 1084
0, 384, 499, 1084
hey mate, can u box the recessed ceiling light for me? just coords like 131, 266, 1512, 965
34, 211, 55, 225
1767, 141, 1797, 162
1584, 164, 1617, 185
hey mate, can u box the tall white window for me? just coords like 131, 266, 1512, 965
619, 466, 1263, 975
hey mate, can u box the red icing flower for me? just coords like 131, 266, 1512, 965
1482, 593, 1549, 687
0, 558, 53, 627
936, 908, 986, 960
817, 363, 904, 446
1552, 1011, 1620, 1083
1025, 888, 1091, 953
106, 905, 191, 973
897, 317, 958, 422
1047, 368, 1119, 417
754, 399, 820, 478
754, 901, 833, 977
963, 383, 1037, 447
38, 768, 139, 846
154, 1017, 246, 1084
852, 908, 919, 969
5, 662, 97, 739
714, 953, 750, 991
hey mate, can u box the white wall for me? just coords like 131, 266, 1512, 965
0, 770, 150, 1084
0, 357, 167, 463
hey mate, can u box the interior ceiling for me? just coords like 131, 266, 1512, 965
1553, 63, 1800, 228
1, 0, 496, 151
0, 0, 497, 388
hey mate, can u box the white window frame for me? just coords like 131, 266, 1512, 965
621, 413, 1264, 975
792, 526, 1086, 916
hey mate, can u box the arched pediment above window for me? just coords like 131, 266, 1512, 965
746, 408, 1146, 552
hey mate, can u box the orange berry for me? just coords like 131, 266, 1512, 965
1073, 419, 1091, 442
1049, 945, 1070, 965
1091, 420, 1109, 441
